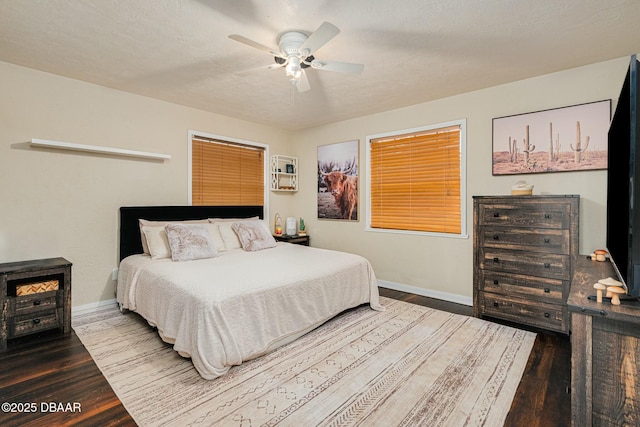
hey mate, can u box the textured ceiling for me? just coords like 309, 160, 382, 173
1, 0, 639, 130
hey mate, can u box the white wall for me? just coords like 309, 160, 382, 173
1, 56, 631, 307
291, 57, 630, 304
0, 61, 293, 306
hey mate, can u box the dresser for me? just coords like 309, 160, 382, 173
0, 257, 72, 349
473, 195, 579, 333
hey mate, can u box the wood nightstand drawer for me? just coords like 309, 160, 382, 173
479, 247, 570, 280
7, 291, 60, 317
480, 293, 567, 333
478, 271, 565, 303
478, 227, 570, 254
477, 203, 571, 229
7, 310, 62, 338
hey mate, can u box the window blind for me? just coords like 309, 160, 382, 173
369, 125, 461, 234
191, 137, 264, 206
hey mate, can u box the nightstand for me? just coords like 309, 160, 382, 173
273, 234, 310, 246
0, 257, 72, 350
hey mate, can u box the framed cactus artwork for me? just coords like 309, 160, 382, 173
492, 99, 611, 175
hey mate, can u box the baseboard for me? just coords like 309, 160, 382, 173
72, 298, 118, 317
378, 280, 473, 307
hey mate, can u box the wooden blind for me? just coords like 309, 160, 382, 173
370, 125, 461, 234
191, 137, 264, 206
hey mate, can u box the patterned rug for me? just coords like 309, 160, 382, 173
73, 297, 535, 427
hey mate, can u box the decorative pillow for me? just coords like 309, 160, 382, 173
165, 224, 218, 262
141, 226, 172, 259
232, 221, 277, 251
139, 219, 208, 255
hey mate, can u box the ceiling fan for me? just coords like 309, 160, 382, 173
229, 22, 364, 93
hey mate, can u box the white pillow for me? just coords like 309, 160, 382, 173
165, 224, 218, 262
207, 216, 259, 223
211, 217, 264, 250
142, 226, 172, 259
203, 223, 227, 252
218, 222, 242, 249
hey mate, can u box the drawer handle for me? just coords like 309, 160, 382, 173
544, 312, 550, 318
493, 234, 499, 240
493, 257, 500, 263
493, 302, 499, 307
544, 263, 551, 268
544, 213, 551, 219
544, 288, 551, 293
33, 318, 41, 325
33, 300, 41, 306
493, 280, 499, 285
543, 238, 551, 244
493, 212, 500, 218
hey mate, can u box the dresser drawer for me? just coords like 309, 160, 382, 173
6, 291, 60, 317
478, 271, 565, 303
479, 247, 570, 280
479, 292, 567, 332
7, 310, 62, 338
478, 227, 570, 254
477, 202, 571, 229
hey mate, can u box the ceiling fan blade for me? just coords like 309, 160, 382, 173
310, 60, 364, 74
228, 34, 283, 57
296, 70, 311, 93
235, 62, 284, 77
299, 22, 340, 56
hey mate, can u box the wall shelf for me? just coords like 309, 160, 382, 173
270, 155, 298, 191
30, 138, 171, 161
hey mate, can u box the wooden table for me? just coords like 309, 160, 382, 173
567, 255, 640, 426
273, 234, 310, 246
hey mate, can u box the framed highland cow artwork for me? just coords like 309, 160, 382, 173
317, 140, 359, 221
492, 100, 611, 175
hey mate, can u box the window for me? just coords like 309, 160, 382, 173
366, 120, 466, 237
189, 132, 268, 207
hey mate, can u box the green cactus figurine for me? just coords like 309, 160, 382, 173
299, 218, 307, 235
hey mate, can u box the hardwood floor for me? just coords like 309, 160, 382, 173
0, 289, 570, 426
0, 329, 135, 427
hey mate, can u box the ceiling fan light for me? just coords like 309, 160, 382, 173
285, 57, 302, 79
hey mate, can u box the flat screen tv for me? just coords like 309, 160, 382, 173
607, 54, 640, 298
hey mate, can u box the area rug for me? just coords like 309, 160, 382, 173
73, 297, 535, 427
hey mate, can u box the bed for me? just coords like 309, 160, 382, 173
116, 205, 384, 379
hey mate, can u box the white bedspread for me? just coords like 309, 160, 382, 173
117, 243, 384, 379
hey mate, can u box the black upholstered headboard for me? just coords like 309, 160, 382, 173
119, 205, 264, 261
